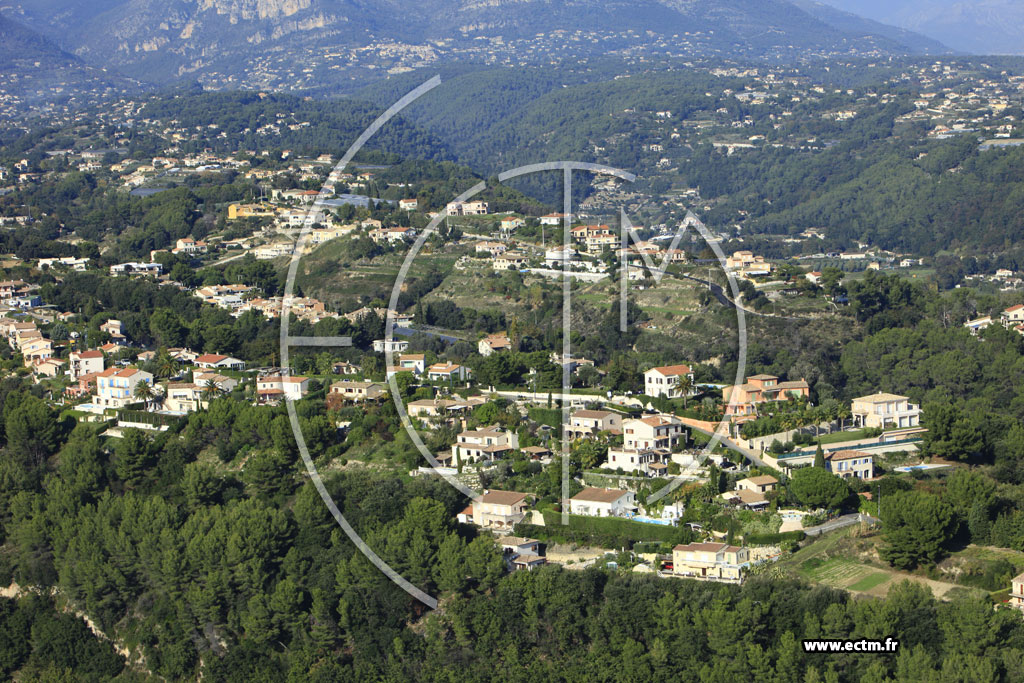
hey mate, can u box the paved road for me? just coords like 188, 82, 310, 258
675, 272, 808, 321
209, 250, 251, 267
684, 420, 769, 469
392, 325, 464, 343
804, 513, 879, 537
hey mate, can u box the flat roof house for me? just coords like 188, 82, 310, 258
427, 362, 470, 382
965, 316, 993, 335
372, 339, 409, 354
398, 353, 425, 374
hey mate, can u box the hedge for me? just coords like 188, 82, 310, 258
538, 510, 694, 545
118, 410, 182, 427
744, 530, 806, 546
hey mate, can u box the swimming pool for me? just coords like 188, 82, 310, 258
626, 515, 674, 526
894, 463, 950, 472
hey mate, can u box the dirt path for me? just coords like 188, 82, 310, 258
545, 544, 609, 566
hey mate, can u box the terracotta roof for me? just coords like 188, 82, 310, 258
674, 542, 742, 553
478, 490, 528, 506
496, 536, 538, 546
636, 415, 679, 427
724, 489, 767, 505
571, 487, 631, 504
195, 353, 228, 364
743, 475, 778, 485
98, 367, 144, 378
826, 450, 871, 462
73, 350, 103, 359
572, 409, 615, 419
429, 362, 463, 373
852, 392, 907, 404
648, 364, 691, 376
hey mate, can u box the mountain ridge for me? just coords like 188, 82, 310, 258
3, 0, 956, 87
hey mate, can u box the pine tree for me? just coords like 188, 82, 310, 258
967, 500, 992, 545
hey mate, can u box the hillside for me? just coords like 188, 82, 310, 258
2, 0, 957, 88
0, 13, 140, 117
792, 0, 954, 55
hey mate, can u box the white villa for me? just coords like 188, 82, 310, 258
644, 364, 694, 398
568, 487, 636, 517
850, 393, 921, 430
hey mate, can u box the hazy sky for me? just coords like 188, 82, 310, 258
818, 0, 1024, 54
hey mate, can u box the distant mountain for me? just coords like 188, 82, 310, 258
0, 13, 139, 115
2, 0, 959, 87
791, 0, 954, 55
0, 12, 79, 69
817, 0, 1024, 55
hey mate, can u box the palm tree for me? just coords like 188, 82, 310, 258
201, 378, 220, 403
155, 348, 178, 379
837, 405, 852, 432
134, 381, 155, 409
674, 373, 693, 408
